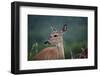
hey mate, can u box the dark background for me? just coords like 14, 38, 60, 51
28, 15, 88, 60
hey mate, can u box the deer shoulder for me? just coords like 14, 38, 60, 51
34, 47, 59, 60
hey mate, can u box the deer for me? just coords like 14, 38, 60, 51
79, 48, 88, 58
33, 24, 67, 60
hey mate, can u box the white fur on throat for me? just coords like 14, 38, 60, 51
56, 40, 65, 59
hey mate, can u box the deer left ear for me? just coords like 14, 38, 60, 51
61, 24, 67, 32
51, 25, 57, 32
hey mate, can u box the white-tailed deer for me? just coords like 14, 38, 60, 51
79, 48, 88, 58
34, 24, 67, 60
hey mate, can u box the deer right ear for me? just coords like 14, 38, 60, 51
62, 24, 67, 32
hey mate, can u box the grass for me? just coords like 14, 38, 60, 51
28, 41, 87, 61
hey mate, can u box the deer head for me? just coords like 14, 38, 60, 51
45, 24, 67, 46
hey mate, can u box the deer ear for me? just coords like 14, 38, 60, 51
51, 25, 57, 32
62, 24, 67, 32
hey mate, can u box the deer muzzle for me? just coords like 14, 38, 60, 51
44, 41, 50, 44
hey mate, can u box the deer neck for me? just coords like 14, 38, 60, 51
56, 39, 65, 59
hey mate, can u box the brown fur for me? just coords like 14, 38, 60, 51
34, 47, 61, 60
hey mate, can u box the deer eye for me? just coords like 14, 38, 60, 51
54, 35, 58, 37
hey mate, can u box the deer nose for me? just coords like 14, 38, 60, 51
44, 41, 50, 44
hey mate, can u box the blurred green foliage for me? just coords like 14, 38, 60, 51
28, 15, 88, 61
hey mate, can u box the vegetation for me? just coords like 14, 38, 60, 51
28, 41, 87, 60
